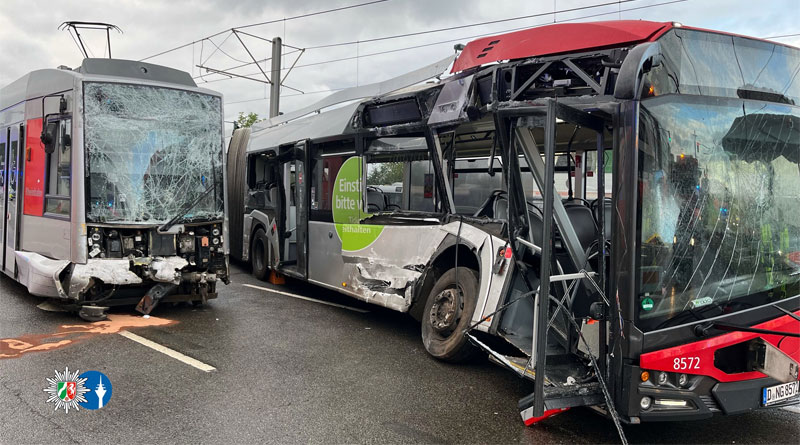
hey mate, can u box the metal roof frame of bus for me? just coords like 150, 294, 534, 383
246, 55, 456, 153
252, 54, 455, 130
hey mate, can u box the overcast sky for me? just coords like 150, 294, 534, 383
1, 0, 798, 133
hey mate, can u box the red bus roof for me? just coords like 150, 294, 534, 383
451, 20, 673, 73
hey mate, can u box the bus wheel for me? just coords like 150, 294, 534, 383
252, 228, 270, 280
421, 267, 478, 362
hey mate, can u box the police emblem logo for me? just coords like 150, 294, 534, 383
44, 367, 90, 413
57, 381, 77, 401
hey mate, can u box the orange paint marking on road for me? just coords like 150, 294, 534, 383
0, 314, 176, 359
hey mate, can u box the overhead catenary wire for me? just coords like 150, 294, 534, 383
139, 0, 391, 61
196, 0, 670, 81
203, 0, 688, 88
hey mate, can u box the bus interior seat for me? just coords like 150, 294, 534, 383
526, 202, 598, 255
493, 195, 508, 220
565, 205, 598, 251
473, 189, 506, 218
592, 198, 612, 238
367, 187, 385, 212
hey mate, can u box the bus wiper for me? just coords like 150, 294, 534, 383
158, 184, 216, 233
694, 321, 800, 338
772, 303, 800, 322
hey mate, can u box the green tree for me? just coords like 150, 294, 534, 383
367, 162, 404, 186
236, 112, 262, 128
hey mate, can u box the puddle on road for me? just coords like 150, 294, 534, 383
0, 314, 177, 359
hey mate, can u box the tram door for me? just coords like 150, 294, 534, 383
2, 124, 22, 275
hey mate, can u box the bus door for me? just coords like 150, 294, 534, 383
2, 124, 22, 275
279, 142, 308, 278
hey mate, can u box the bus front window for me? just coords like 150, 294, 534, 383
84, 82, 223, 224
637, 98, 800, 331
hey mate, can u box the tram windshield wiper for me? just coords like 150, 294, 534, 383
158, 184, 216, 233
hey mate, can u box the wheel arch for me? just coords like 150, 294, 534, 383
408, 234, 481, 322
246, 210, 277, 267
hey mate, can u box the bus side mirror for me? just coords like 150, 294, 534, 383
41, 122, 59, 154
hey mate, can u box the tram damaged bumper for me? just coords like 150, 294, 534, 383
16, 225, 229, 314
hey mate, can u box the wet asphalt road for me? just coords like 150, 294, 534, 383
1, 263, 798, 444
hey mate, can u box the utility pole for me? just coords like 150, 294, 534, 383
269, 37, 282, 118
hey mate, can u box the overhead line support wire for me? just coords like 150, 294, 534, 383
198, 0, 688, 84
139, 0, 390, 61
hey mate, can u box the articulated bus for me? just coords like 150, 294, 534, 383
229, 21, 800, 427
1, 58, 229, 321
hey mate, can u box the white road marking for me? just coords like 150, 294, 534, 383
119, 331, 216, 372
782, 405, 800, 414
242, 283, 369, 313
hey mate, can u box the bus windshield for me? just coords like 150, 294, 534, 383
638, 97, 800, 331
635, 29, 800, 331
84, 82, 223, 224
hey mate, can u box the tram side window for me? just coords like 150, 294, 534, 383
45, 119, 71, 217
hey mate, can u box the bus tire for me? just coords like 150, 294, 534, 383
251, 227, 270, 281
421, 267, 479, 363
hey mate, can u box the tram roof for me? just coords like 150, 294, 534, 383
1, 58, 204, 113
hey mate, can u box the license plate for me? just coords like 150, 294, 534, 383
762, 381, 800, 406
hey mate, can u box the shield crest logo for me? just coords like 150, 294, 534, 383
57, 382, 77, 401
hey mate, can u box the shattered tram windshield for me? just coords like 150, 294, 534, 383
84, 82, 223, 223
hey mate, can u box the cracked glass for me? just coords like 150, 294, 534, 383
635, 31, 800, 331
84, 82, 223, 224
637, 97, 800, 331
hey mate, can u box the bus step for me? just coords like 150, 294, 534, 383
487, 354, 537, 381
518, 382, 603, 425
467, 332, 542, 382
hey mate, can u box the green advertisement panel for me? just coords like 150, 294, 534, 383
332, 156, 384, 251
